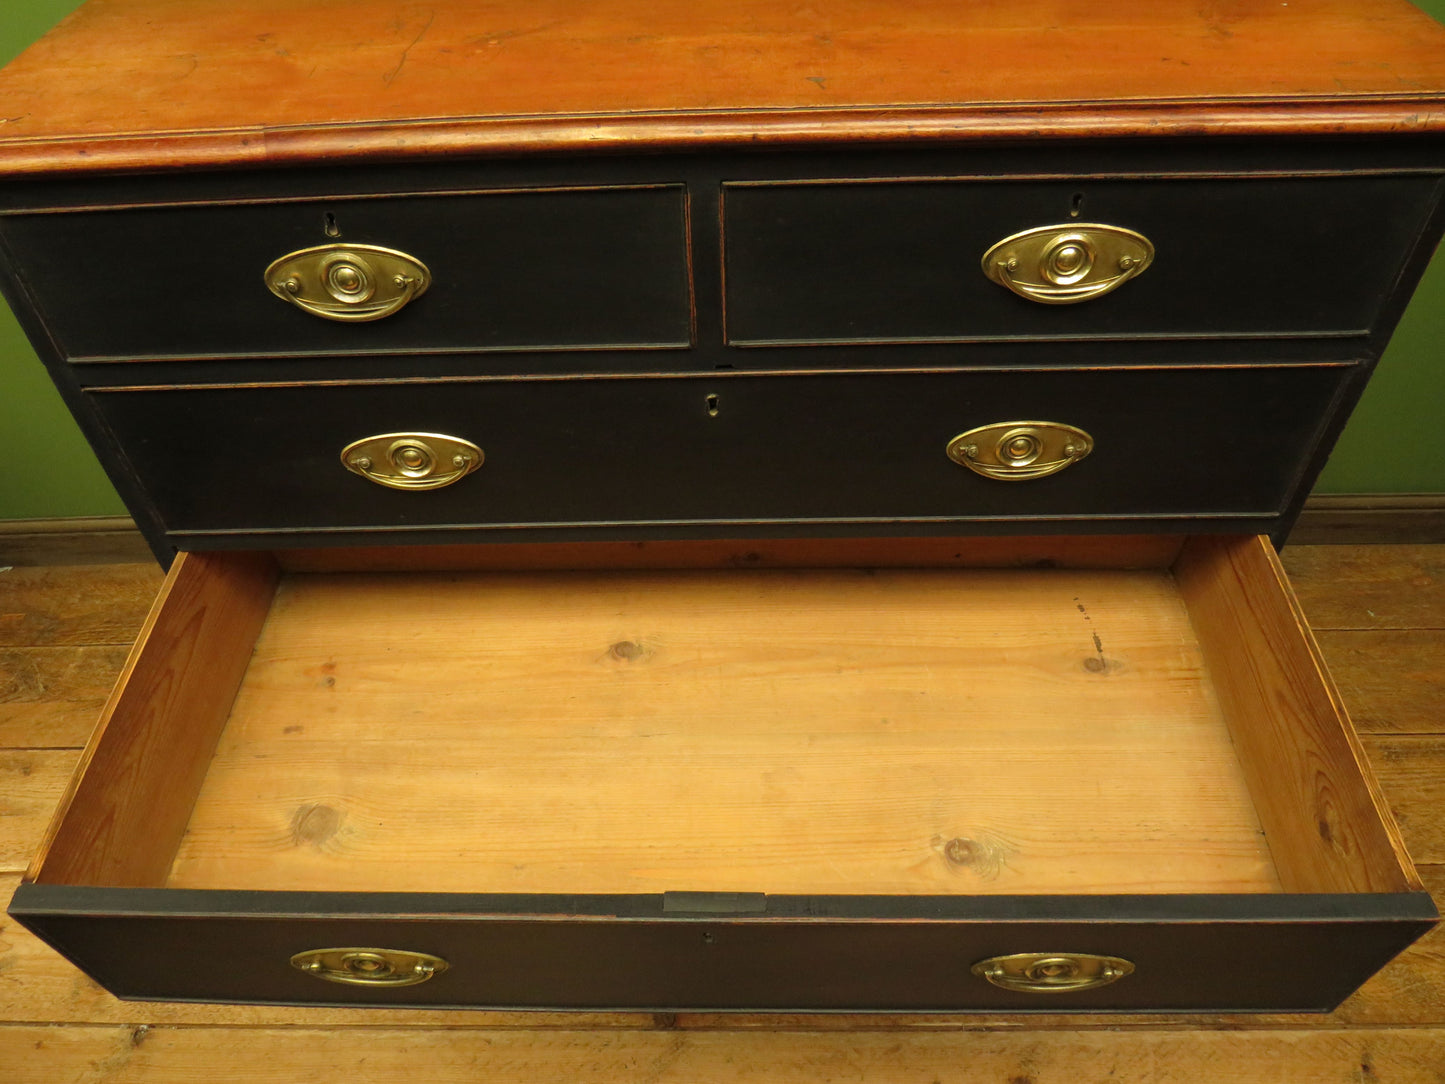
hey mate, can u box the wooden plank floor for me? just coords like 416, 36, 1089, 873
0, 545, 1442, 1083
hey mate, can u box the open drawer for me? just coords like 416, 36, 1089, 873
9, 535, 1434, 1012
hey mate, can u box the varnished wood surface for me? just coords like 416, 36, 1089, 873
0, 545, 1443, 1080
1, 0, 1445, 175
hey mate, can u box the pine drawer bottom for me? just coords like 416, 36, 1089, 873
10, 535, 1435, 1012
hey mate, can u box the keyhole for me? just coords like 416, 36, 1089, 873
706, 393, 720, 417
324, 213, 341, 238
1069, 193, 1084, 219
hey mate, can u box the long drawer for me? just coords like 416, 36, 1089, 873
722, 175, 1441, 344
0, 185, 693, 361
11, 535, 1433, 1011
88, 365, 1348, 540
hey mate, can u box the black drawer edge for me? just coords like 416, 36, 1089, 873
163, 514, 1284, 553
13, 884, 1435, 1013
13, 882, 1439, 922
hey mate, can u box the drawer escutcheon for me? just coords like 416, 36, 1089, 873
982, 224, 1153, 304
972, 952, 1134, 994
946, 421, 1093, 481
342, 432, 484, 491
291, 948, 448, 987
265, 243, 431, 322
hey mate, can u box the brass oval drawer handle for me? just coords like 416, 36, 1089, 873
946, 421, 1093, 481
972, 952, 1134, 994
982, 224, 1153, 305
342, 432, 483, 491
265, 243, 431, 322
291, 947, 448, 987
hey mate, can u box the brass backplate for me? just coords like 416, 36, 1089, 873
972, 952, 1134, 994
291, 948, 448, 987
946, 421, 1093, 481
982, 223, 1153, 304
341, 432, 484, 491
265, 243, 431, 322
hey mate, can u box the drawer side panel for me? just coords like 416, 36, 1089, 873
29, 552, 280, 888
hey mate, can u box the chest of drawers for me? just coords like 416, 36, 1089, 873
2, 0, 1444, 1012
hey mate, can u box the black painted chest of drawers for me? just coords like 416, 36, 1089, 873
2, 0, 1444, 1013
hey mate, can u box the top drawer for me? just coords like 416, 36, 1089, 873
0, 185, 693, 361
722, 175, 1441, 345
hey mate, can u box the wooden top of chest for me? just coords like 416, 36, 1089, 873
1, 0, 1445, 175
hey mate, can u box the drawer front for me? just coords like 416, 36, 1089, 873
13, 889, 1433, 1012
722, 176, 1440, 344
90, 366, 1345, 537
1, 186, 692, 360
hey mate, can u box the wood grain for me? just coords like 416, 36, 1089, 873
1282, 544, 1445, 631
1173, 535, 1419, 894
6, 1024, 1445, 1084
168, 564, 1275, 896
0, 646, 131, 748
1364, 736, 1445, 864
0, 749, 76, 873
1, 0, 1445, 175
0, 564, 162, 649
31, 552, 278, 887
1315, 631, 1445, 734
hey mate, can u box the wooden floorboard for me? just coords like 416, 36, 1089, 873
0, 547, 1441, 1081
0, 749, 77, 874
0, 645, 134, 749
0, 564, 163, 649
1281, 544, 1445, 631
1361, 737, 1445, 864
5, 1025, 1445, 1084
1313, 630, 1445, 735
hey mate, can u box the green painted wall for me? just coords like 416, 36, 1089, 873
1, 1, 1443, 519
1, 0, 123, 518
